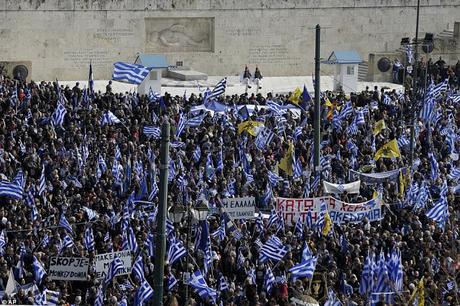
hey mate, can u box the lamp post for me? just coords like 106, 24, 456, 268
408, 0, 421, 169
168, 201, 209, 304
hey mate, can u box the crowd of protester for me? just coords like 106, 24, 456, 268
0, 57, 458, 306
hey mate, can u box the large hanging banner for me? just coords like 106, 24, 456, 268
349, 168, 405, 184
276, 196, 382, 226
222, 197, 256, 220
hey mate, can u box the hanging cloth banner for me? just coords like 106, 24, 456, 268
349, 168, 405, 184
322, 180, 361, 194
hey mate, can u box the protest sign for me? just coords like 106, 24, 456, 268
95, 250, 132, 279
328, 197, 382, 224
276, 196, 382, 226
222, 196, 256, 220
48, 257, 89, 281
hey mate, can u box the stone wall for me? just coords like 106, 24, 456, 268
0, 0, 459, 80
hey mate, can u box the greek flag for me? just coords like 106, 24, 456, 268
448, 167, 460, 181
205, 77, 227, 102
127, 225, 138, 253
338, 101, 353, 120
145, 233, 155, 257
355, 110, 365, 125
374, 251, 390, 293
51, 103, 67, 126
192, 145, 201, 163
419, 94, 434, 121
294, 126, 303, 141
429, 152, 439, 180
293, 155, 302, 179
267, 170, 282, 187
34, 285, 47, 305
186, 113, 207, 127
59, 214, 73, 233
104, 256, 125, 285
94, 287, 104, 306
101, 111, 121, 126
84, 227, 95, 252
175, 113, 187, 138
33, 256, 47, 284
189, 270, 217, 303
289, 255, 317, 279
311, 173, 320, 192
383, 94, 392, 105
112, 62, 150, 85
148, 87, 161, 103
432, 79, 448, 99
45, 290, 60, 306
132, 254, 145, 281
168, 273, 178, 290
259, 235, 289, 263
265, 267, 275, 293
294, 218, 303, 238
397, 135, 410, 148
219, 275, 229, 291
261, 182, 273, 206
134, 280, 154, 306
0, 170, 25, 200
38, 165, 46, 196
324, 288, 343, 306
211, 223, 226, 241
167, 237, 186, 265
61, 234, 74, 251
426, 197, 449, 228
143, 126, 161, 139
449, 94, 460, 104
267, 100, 287, 116
255, 127, 275, 150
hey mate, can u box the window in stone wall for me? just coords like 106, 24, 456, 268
347, 66, 355, 75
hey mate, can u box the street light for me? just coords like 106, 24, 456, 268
168, 204, 186, 223
192, 201, 210, 222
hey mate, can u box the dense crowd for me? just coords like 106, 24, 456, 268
0, 57, 458, 306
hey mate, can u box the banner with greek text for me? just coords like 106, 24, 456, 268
222, 196, 256, 220
95, 250, 132, 279
276, 196, 382, 226
48, 257, 89, 281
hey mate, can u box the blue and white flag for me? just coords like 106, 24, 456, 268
259, 235, 289, 263
148, 87, 161, 103
267, 170, 282, 187
186, 113, 207, 127
205, 77, 227, 103
132, 253, 145, 281
134, 280, 154, 306
189, 270, 217, 303
84, 227, 95, 252
142, 126, 161, 139
101, 111, 121, 126
112, 62, 151, 85
289, 255, 317, 279
0, 170, 25, 200
167, 237, 186, 265
51, 103, 67, 126
59, 214, 73, 233
168, 273, 178, 290
104, 256, 125, 285
38, 165, 46, 196
265, 267, 275, 294
426, 197, 449, 229
33, 256, 47, 284
255, 127, 275, 150
175, 113, 187, 138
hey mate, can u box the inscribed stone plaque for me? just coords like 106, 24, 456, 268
145, 17, 214, 52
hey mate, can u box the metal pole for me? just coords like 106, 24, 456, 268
153, 121, 170, 306
409, 0, 420, 168
184, 208, 191, 304
314, 24, 321, 170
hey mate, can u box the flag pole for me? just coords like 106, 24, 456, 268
153, 121, 170, 306
314, 25, 321, 171
409, 0, 420, 170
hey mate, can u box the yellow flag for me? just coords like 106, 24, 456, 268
418, 277, 425, 306
322, 211, 332, 236
237, 120, 263, 136
373, 119, 386, 135
324, 97, 333, 108
374, 139, 401, 161
278, 142, 294, 176
399, 169, 406, 195
289, 87, 302, 105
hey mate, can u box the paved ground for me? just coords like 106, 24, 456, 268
59, 75, 403, 96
